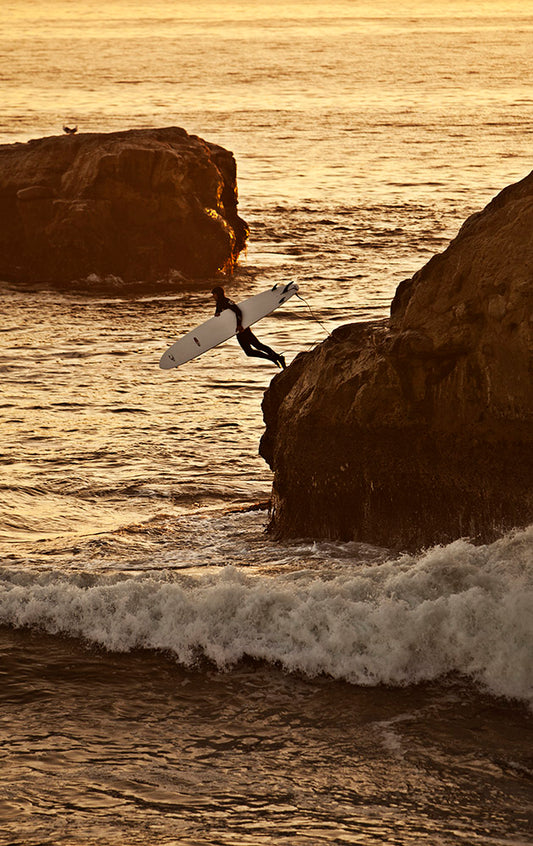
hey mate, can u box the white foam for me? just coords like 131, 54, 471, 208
1, 525, 532, 707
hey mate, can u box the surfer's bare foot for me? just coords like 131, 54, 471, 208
277, 354, 286, 369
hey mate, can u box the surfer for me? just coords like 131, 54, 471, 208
211, 286, 286, 369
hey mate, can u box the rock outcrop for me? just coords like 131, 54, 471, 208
260, 171, 533, 549
0, 127, 248, 287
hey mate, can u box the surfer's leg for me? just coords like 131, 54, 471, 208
237, 332, 271, 360
241, 329, 285, 368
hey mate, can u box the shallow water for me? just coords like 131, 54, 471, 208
1, 1, 532, 843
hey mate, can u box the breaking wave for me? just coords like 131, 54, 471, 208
1, 526, 532, 707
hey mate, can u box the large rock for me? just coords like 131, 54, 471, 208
260, 171, 533, 549
0, 127, 248, 286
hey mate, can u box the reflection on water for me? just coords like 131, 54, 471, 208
1, 628, 532, 846
0, 289, 283, 544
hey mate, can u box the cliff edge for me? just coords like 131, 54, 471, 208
260, 171, 533, 549
0, 127, 248, 287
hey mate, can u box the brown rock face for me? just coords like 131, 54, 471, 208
260, 171, 533, 549
0, 127, 248, 286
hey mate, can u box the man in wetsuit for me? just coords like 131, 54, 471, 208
211, 286, 286, 369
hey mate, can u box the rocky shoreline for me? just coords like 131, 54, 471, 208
2, 126, 530, 549
260, 170, 533, 549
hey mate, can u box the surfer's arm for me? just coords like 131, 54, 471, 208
233, 307, 244, 333
230, 303, 244, 332
215, 300, 244, 333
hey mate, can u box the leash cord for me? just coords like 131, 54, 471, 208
295, 292, 332, 337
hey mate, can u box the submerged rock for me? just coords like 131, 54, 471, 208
260, 170, 533, 549
0, 127, 248, 287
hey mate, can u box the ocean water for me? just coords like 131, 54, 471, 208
1, 1, 532, 843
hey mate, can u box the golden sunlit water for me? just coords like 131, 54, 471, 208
1, 1, 532, 844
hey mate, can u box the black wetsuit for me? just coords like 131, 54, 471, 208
214, 296, 284, 367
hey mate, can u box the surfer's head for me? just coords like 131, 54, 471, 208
211, 285, 225, 302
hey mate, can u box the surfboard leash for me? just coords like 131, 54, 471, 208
295, 292, 332, 338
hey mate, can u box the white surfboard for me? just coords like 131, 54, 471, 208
159, 282, 299, 369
